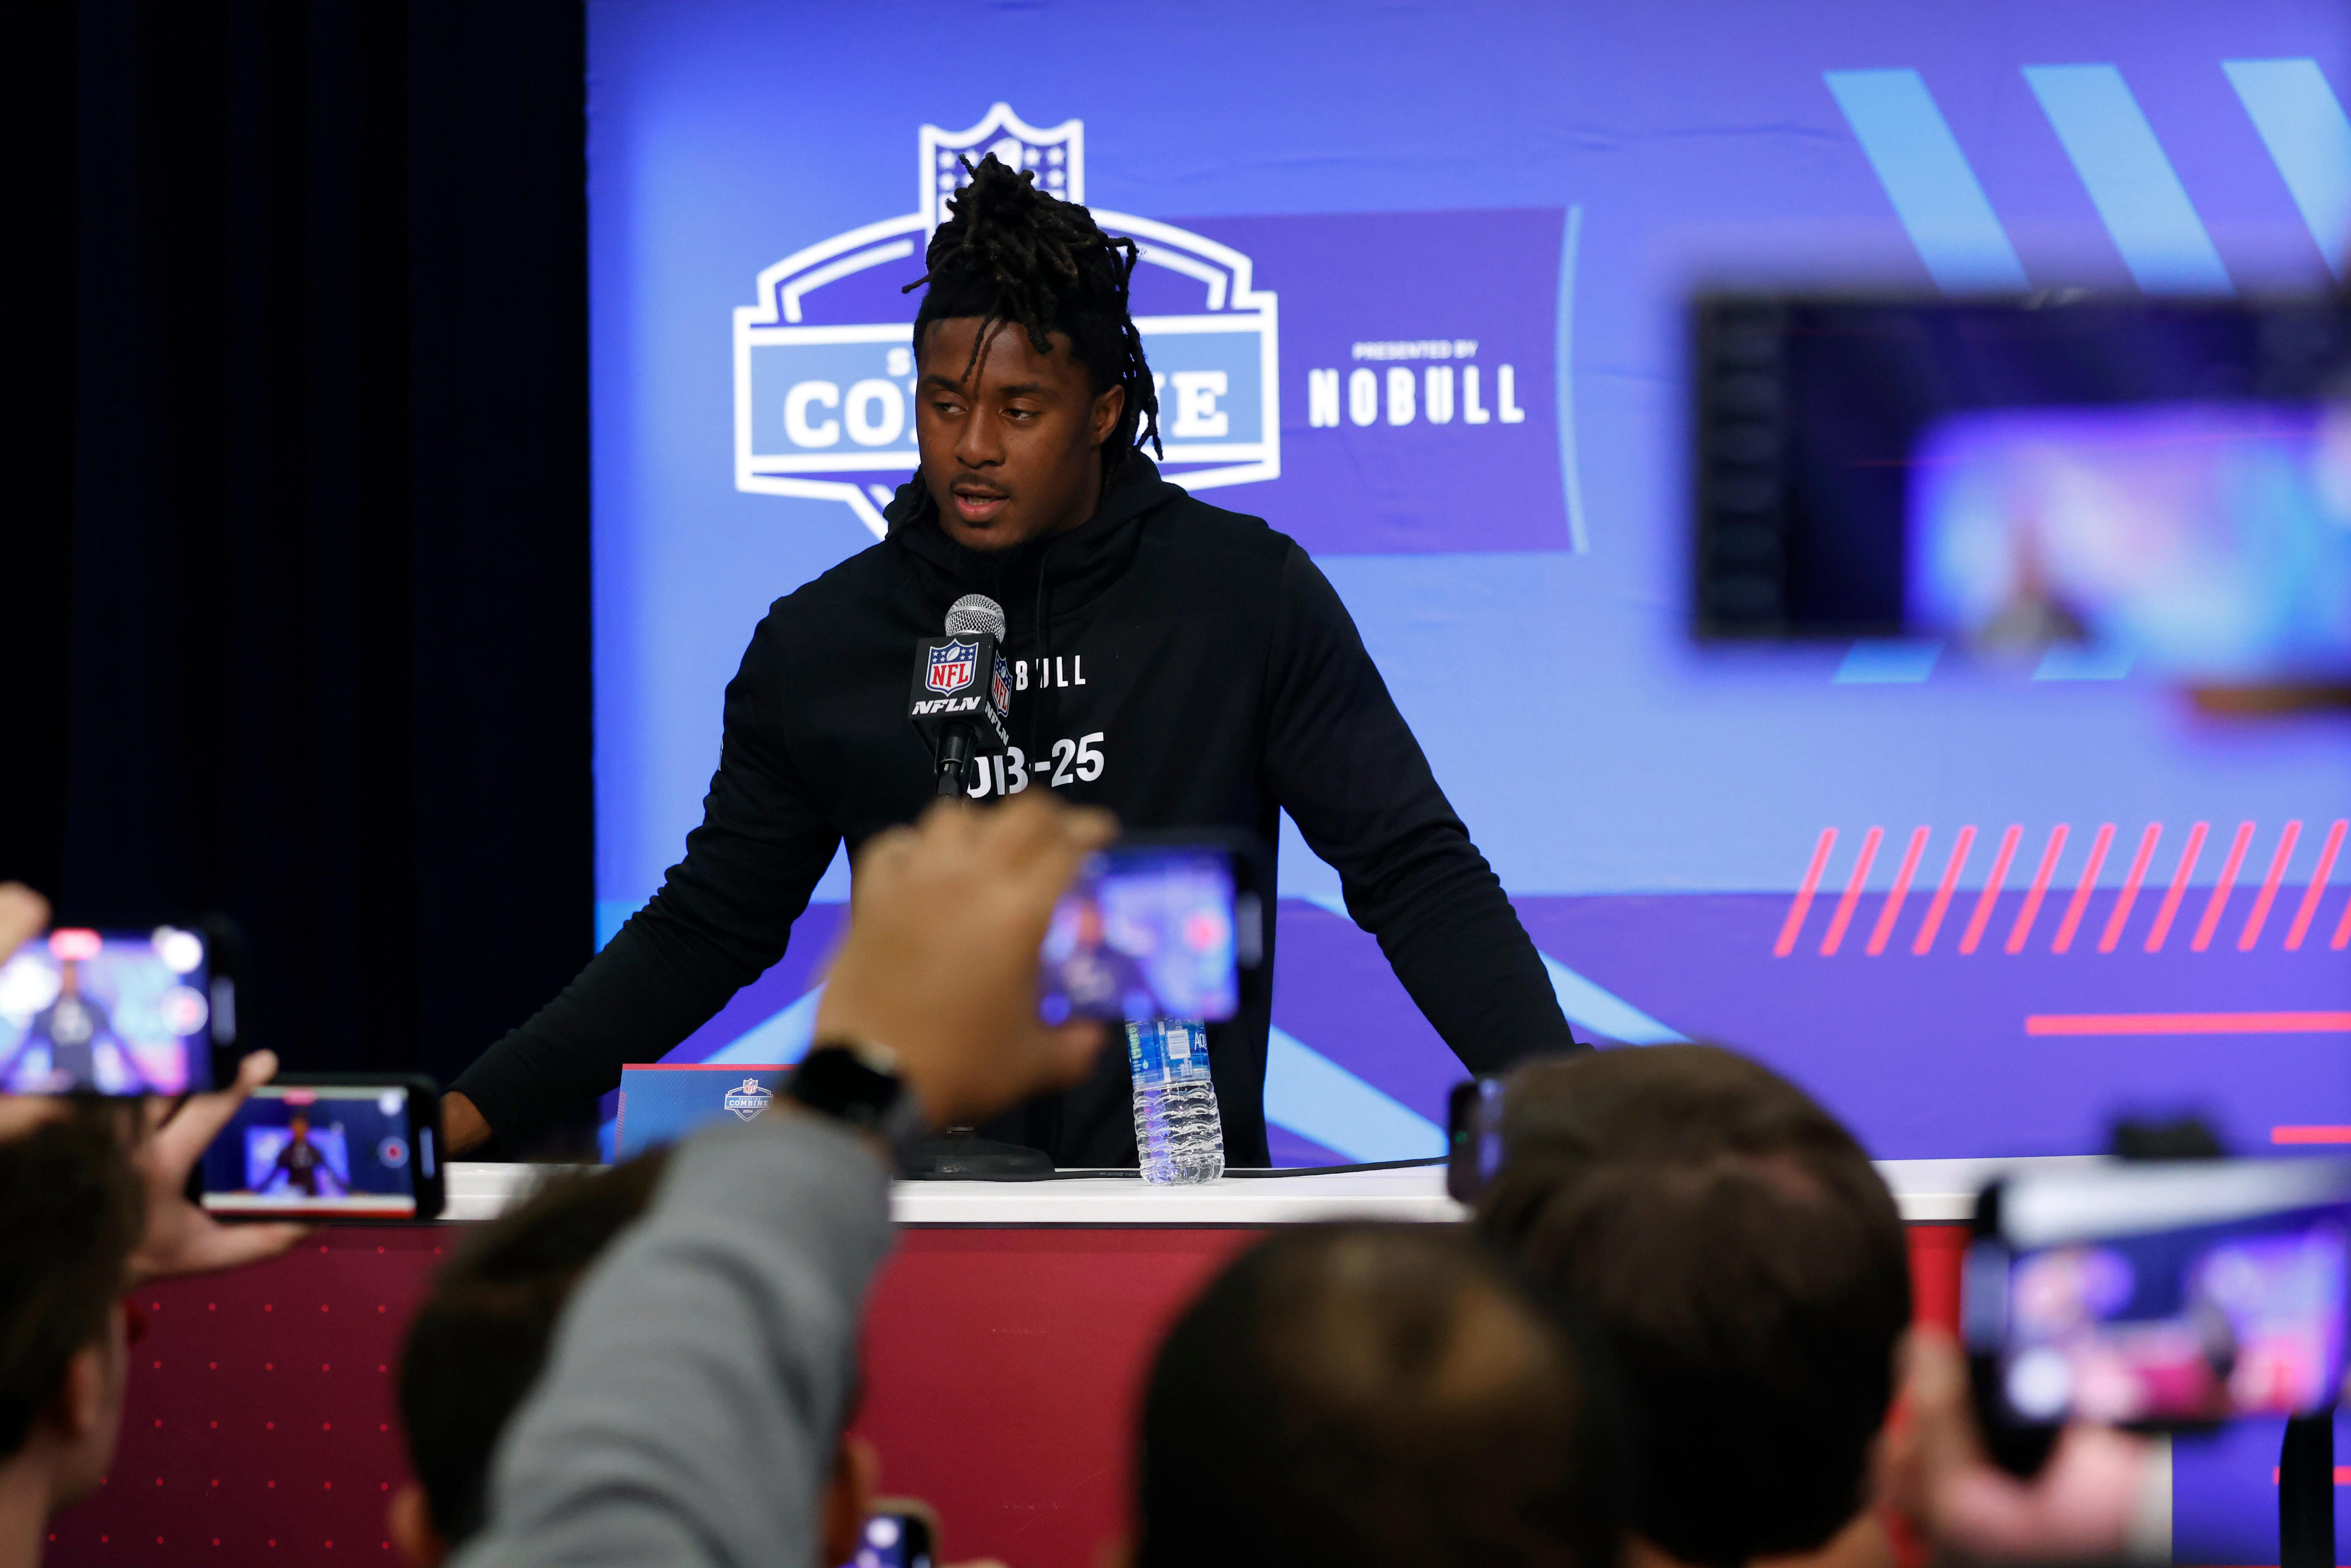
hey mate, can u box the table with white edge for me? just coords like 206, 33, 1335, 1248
443, 1155, 2104, 1226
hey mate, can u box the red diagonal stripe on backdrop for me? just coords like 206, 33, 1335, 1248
1821, 826, 1883, 956
1774, 828, 1837, 957
2051, 823, 2115, 954
2099, 823, 2162, 954
1960, 827, 2022, 955
1912, 825, 1975, 956
2238, 820, 2301, 951
2145, 821, 2208, 953
2190, 821, 2255, 952
1867, 827, 1930, 955
2006, 824, 2070, 954
2284, 818, 2345, 951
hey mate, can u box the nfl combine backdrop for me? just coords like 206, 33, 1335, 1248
570, 13, 2348, 1554
572, 6, 2349, 1182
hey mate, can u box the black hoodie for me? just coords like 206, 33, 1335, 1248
453, 458, 1579, 1164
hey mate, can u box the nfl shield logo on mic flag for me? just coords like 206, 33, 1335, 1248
927, 639, 977, 694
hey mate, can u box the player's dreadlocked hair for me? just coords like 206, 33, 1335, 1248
904, 152, 1161, 473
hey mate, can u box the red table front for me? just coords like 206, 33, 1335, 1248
42, 1206, 1966, 1568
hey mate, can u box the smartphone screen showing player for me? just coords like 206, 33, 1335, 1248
197, 1078, 444, 1220
1969, 1160, 2351, 1430
0, 926, 224, 1095
1037, 841, 1262, 1024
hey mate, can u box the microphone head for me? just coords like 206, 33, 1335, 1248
945, 593, 1007, 641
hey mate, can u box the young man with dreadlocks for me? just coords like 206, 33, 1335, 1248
443, 155, 1581, 1167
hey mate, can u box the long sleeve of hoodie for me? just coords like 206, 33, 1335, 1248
1262, 546, 1580, 1073
452, 1115, 893, 1568
449, 615, 842, 1144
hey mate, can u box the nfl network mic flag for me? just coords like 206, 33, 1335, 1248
907, 632, 1012, 788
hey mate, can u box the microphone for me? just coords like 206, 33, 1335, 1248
908, 594, 1012, 797
946, 593, 1006, 641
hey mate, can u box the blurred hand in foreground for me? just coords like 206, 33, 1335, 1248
0, 883, 56, 1142
816, 793, 1117, 1131
126, 1049, 306, 1281
0, 881, 47, 963
1881, 1324, 2164, 1562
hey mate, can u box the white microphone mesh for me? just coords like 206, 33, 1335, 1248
945, 593, 1007, 641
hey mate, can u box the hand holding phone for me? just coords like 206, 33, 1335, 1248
133, 1050, 308, 1279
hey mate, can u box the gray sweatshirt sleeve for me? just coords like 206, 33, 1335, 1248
452, 1115, 895, 1568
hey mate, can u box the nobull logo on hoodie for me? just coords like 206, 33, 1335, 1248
734, 103, 1281, 539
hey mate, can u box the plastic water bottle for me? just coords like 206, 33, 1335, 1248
1127, 1019, 1224, 1185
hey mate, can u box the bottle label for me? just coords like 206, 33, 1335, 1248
1126, 1020, 1206, 1083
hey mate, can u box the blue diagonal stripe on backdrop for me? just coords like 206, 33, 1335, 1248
680, 977, 1450, 1164
1824, 69, 2028, 293
704, 983, 824, 1065
2224, 59, 2351, 281
1834, 640, 1942, 684
1540, 954, 1688, 1045
2024, 64, 2233, 295
1265, 1027, 1447, 1163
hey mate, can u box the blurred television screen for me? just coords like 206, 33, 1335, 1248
1691, 295, 2351, 681
1911, 402, 2351, 679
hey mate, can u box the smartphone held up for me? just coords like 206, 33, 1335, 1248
193, 1074, 446, 1222
1964, 1158, 2351, 1472
1036, 834, 1268, 1025
0, 923, 234, 1095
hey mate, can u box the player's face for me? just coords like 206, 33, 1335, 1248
916, 316, 1124, 552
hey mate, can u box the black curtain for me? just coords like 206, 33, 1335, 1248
7, 1, 593, 1099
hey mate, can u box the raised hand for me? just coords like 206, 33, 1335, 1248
127, 1050, 307, 1282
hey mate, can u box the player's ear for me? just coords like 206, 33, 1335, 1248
1088, 382, 1125, 448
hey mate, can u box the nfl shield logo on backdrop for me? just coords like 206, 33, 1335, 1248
928, 639, 977, 694
920, 103, 1082, 231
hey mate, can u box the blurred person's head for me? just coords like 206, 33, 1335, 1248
389, 1150, 878, 1568
0, 1109, 145, 1556
1477, 1045, 1911, 1568
1135, 1221, 1618, 1568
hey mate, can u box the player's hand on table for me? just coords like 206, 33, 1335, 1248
816, 793, 1117, 1132
126, 1049, 306, 1282
439, 1089, 492, 1156
1879, 1324, 2161, 1561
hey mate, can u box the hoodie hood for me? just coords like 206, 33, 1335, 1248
883, 456, 1186, 651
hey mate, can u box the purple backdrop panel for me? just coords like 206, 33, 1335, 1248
1270, 900, 1459, 1124
1513, 892, 2351, 1158
2172, 1413, 2351, 1565
1169, 209, 1570, 556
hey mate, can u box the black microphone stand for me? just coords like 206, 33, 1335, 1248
935, 725, 975, 797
